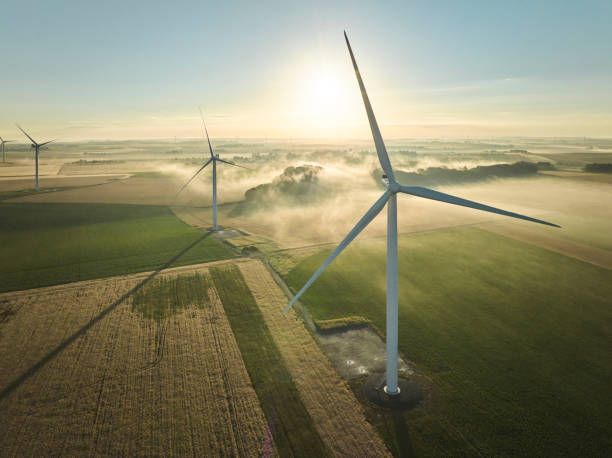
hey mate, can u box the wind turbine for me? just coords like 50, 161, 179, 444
175, 109, 247, 231
283, 32, 560, 396
16, 125, 55, 191
0, 136, 15, 163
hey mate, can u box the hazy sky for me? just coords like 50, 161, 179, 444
1, 0, 611, 140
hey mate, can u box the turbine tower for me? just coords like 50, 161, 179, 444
16, 125, 55, 191
0, 136, 15, 163
283, 32, 560, 396
176, 109, 247, 231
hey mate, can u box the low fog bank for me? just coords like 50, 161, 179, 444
154, 144, 610, 250
218, 159, 551, 241
226, 172, 611, 252
24, 138, 605, 250
158, 147, 380, 206
230, 165, 326, 216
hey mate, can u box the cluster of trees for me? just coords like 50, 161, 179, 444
391, 161, 539, 187
536, 161, 555, 170
584, 163, 612, 173
231, 165, 325, 215
231, 160, 545, 216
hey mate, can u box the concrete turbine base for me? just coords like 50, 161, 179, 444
363, 373, 423, 410
384, 385, 401, 395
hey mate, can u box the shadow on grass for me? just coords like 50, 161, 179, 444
349, 374, 420, 457
392, 410, 415, 457
0, 231, 212, 401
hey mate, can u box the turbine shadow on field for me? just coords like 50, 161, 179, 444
0, 231, 212, 401
392, 411, 415, 457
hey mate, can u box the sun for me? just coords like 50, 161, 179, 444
307, 70, 342, 103
297, 67, 354, 131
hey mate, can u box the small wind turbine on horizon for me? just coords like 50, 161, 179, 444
175, 108, 248, 231
0, 136, 15, 163
283, 32, 560, 397
16, 125, 55, 191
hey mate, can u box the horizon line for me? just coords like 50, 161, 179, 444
5, 135, 612, 144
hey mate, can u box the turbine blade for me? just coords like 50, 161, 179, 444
16, 124, 37, 146
198, 106, 214, 159
175, 158, 213, 197
38, 139, 55, 147
344, 31, 394, 181
399, 185, 560, 228
283, 190, 391, 313
216, 158, 250, 169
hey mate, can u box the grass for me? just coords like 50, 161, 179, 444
286, 226, 612, 457
314, 316, 372, 332
132, 273, 212, 320
347, 374, 438, 457
210, 264, 328, 457
0, 202, 236, 292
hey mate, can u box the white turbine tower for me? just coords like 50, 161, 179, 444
0, 136, 15, 163
16, 125, 55, 191
283, 32, 560, 397
176, 109, 247, 231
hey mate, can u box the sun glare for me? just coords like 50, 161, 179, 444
307, 71, 342, 102
296, 68, 355, 132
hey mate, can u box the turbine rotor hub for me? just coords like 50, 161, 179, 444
382, 176, 400, 193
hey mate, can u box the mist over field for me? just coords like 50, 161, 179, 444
3, 137, 612, 252
156, 138, 612, 252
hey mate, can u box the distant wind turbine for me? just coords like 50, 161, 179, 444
175, 108, 248, 231
0, 136, 15, 163
283, 32, 560, 397
16, 125, 55, 191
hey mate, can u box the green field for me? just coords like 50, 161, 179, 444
286, 227, 612, 457
210, 265, 328, 457
0, 202, 236, 292
132, 273, 212, 320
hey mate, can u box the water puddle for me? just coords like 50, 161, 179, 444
316, 327, 413, 380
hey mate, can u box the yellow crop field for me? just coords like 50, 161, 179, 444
0, 266, 275, 456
